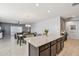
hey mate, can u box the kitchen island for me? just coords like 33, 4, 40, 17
25, 35, 64, 56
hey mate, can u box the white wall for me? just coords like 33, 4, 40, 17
31, 17, 60, 35
66, 21, 79, 39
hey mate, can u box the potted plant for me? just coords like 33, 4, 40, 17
44, 29, 48, 36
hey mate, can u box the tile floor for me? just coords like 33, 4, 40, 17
0, 36, 28, 56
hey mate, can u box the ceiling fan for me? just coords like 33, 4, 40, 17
72, 3, 79, 6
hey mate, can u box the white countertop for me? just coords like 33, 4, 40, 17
24, 35, 63, 47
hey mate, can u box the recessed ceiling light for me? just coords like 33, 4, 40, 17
35, 3, 39, 7
48, 10, 51, 13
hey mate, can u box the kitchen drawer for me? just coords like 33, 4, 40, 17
62, 37, 64, 41
56, 38, 62, 42
51, 40, 56, 46
39, 48, 50, 56
51, 44, 56, 56
39, 43, 50, 52
60, 39, 64, 50
56, 41, 61, 54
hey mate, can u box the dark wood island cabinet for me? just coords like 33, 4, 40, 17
27, 35, 64, 56
56, 38, 61, 54
39, 43, 50, 56
50, 40, 56, 56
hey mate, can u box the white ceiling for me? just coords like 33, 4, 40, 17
0, 3, 79, 24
